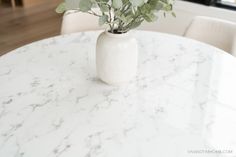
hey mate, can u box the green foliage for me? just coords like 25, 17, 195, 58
55, 2, 66, 14
79, 0, 93, 12
99, 14, 109, 25
129, 0, 145, 6
56, 0, 175, 33
112, 0, 123, 8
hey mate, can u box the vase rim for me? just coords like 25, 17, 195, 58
105, 30, 130, 38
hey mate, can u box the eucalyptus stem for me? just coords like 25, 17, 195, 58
108, 5, 114, 33
88, 10, 102, 17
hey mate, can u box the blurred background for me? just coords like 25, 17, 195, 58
0, 0, 61, 55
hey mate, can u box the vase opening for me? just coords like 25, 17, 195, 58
108, 29, 128, 34
105, 30, 130, 38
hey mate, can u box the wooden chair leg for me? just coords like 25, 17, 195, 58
11, 0, 16, 9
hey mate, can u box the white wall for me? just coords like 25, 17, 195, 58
139, 0, 236, 35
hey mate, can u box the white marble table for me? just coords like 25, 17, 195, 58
0, 31, 236, 157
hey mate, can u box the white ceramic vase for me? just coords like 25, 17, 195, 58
96, 31, 138, 85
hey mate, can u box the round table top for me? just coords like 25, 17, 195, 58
0, 31, 236, 157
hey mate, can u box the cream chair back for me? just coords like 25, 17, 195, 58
61, 9, 103, 34
184, 16, 236, 54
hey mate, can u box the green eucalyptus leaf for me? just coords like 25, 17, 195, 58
171, 12, 176, 17
99, 15, 109, 26
98, 0, 109, 2
156, 2, 164, 10
55, 2, 66, 14
143, 13, 157, 22
140, 3, 152, 14
79, 0, 93, 12
164, 4, 173, 11
114, 10, 122, 16
122, 0, 130, 3
129, 19, 143, 29
129, 0, 144, 7
161, 0, 168, 3
118, 14, 133, 23
99, 4, 109, 12
148, 0, 158, 9
112, 0, 123, 9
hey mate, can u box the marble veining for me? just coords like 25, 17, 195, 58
0, 31, 236, 157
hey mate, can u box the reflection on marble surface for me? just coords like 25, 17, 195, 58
0, 31, 236, 157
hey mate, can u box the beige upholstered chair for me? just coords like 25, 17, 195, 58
61, 9, 103, 34
184, 16, 236, 55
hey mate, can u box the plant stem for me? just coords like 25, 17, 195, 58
117, 3, 132, 32
88, 10, 102, 17
108, 5, 113, 33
